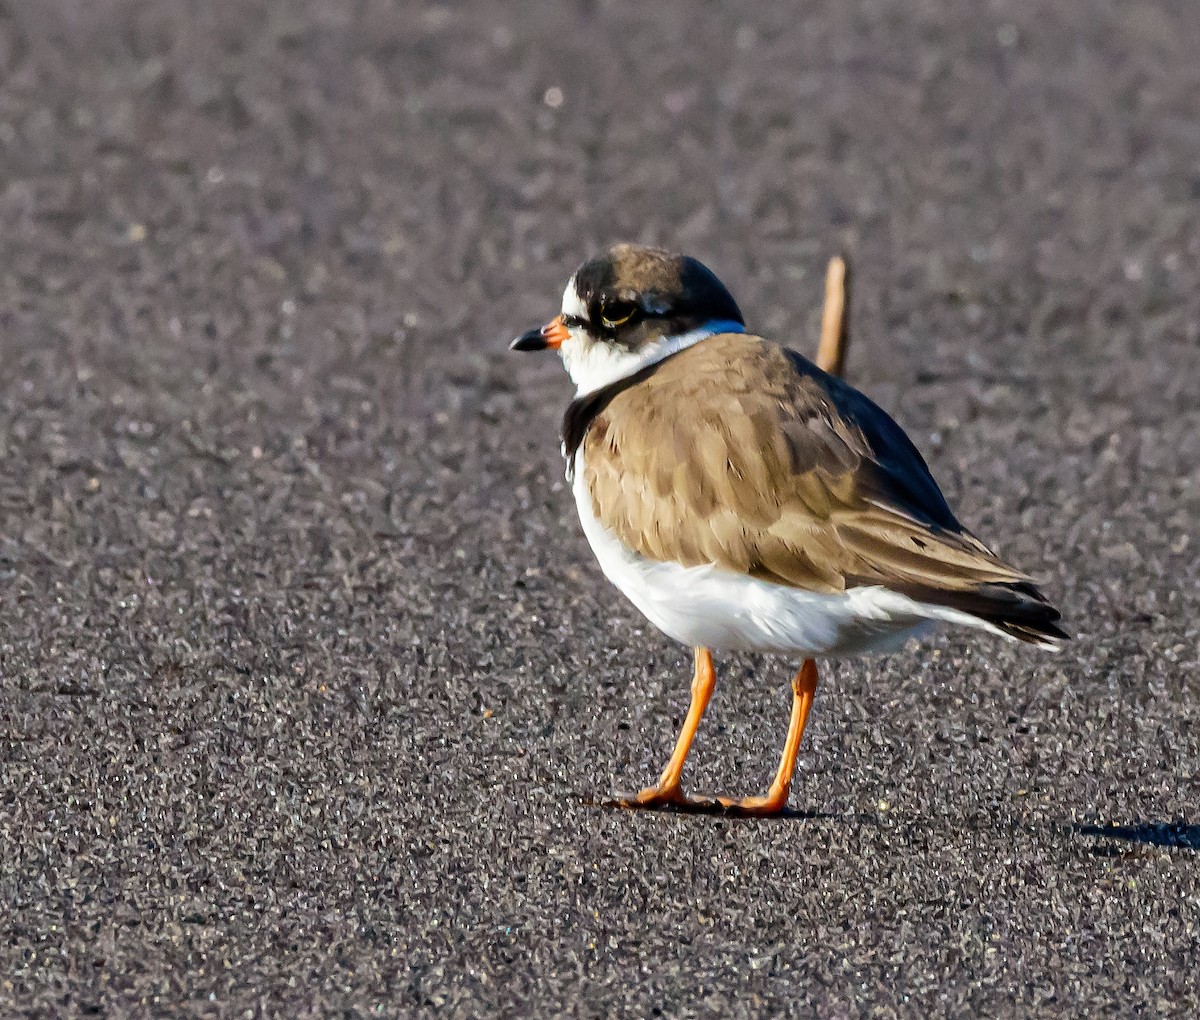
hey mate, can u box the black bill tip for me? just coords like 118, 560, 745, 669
509, 327, 548, 352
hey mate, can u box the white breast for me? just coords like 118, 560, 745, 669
571, 450, 1016, 656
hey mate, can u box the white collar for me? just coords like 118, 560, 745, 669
563, 320, 746, 398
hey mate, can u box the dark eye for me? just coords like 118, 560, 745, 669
600, 300, 638, 328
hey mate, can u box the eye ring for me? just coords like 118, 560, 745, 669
600, 300, 638, 328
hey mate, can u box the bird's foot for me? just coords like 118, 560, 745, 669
610, 782, 694, 811
607, 783, 790, 817
710, 785, 790, 817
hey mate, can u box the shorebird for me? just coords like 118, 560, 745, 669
510, 244, 1065, 815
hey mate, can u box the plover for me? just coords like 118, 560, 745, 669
511, 244, 1065, 815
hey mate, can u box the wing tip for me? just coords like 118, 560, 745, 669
894, 578, 1069, 651
992, 618, 1070, 650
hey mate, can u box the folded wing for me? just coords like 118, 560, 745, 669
578, 333, 1065, 645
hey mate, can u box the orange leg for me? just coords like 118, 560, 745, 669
718, 658, 820, 817
616, 647, 715, 809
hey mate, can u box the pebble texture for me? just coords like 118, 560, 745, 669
1, 1, 1198, 1017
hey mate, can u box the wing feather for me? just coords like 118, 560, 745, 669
579, 333, 1061, 639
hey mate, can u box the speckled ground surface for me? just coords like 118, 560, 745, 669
1, 1, 1198, 1017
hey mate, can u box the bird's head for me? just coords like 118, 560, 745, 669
510, 244, 745, 394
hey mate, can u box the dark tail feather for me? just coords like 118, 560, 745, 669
895, 580, 1068, 648
993, 618, 1071, 645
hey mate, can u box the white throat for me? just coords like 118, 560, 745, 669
561, 321, 745, 396
557, 276, 744, 396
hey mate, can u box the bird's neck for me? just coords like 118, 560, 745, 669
561, 320, 745, 397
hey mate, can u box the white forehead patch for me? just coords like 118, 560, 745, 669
561, 275, 587, 320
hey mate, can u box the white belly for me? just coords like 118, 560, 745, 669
571, 451, 996, 656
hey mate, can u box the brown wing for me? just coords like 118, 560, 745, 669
579, 333, 1063, 638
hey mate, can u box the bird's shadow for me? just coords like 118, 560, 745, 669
588, 794, 1200, 850
586, 793, 833, 820
1073, 822, 1200, 852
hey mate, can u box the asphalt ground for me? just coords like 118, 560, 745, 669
1, 2, 1199, 1017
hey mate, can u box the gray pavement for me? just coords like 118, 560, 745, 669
1, 1, 1198, 1016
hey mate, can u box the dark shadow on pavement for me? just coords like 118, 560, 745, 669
585, 793, 1200, 848
585, 794, 841, 821
1073, 822, 1200, 851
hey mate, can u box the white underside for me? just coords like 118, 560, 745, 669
572, 449, 1028, 656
